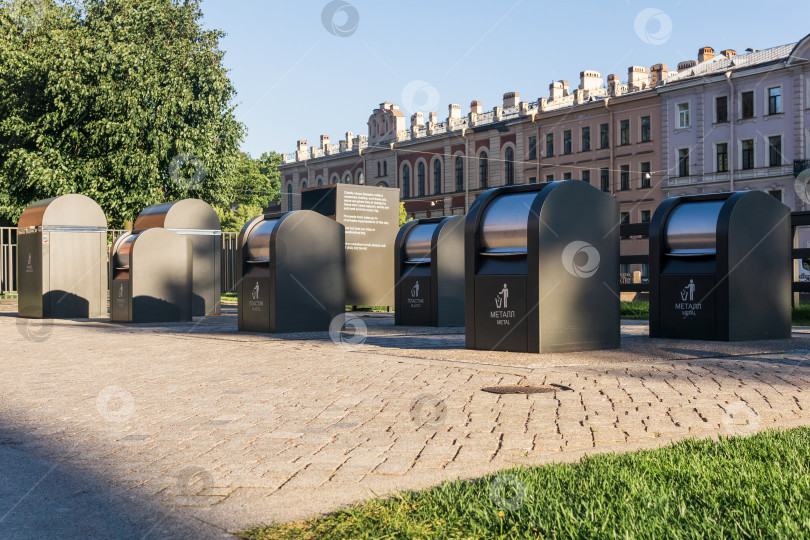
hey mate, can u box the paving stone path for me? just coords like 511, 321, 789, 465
2, 303, 810, 538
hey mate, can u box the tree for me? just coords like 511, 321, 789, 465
399, 202, 409, 227
215, 151, 280, 232
0, 0, 245, 227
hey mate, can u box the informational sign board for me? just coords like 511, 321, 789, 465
302, 184, 399, 307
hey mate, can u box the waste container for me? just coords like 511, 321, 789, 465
649, 191, 791, 340
133, 199, 221, 316
17, 194, 107, 319
109, 228, 192, 323
465, 181, 619, 353
238, 210, 345, 333
395, 216, 464, 326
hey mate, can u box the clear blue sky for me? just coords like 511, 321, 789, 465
201, 0, 810, 158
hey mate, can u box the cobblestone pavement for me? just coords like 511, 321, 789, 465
2, 303, 810, 537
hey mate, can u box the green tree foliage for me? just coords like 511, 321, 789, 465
0, 0, 245, 227
399, 201, 408, 227
215, 151, 280, 232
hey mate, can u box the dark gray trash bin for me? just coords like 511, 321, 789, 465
133, 199, 221, 316
110, 228, 192, 323
17, 194, 107, 319
238, 210, 345, 333
395, 216, 464, 326
465, 181, 619, 353
649, 191, 791, 341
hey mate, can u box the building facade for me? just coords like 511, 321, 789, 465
658, 37, 810, 210
278, 33, 810, 273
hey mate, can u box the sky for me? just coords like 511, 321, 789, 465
201, 0, 810, 158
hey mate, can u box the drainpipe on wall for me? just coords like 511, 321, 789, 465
725, 70, 735, 192
361, 149, 366, 185
463, 128, 470, 214
605, 98, 614, 194
533, 112, 541, 181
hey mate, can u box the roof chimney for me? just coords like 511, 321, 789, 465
721, 49, 736, 59
470, 100, 483, 115
698, 46, 715, 63
678, 60, 697, 72
650, 64, 669, 86
448, 103, 462, 120
503, 92, 519, 108
320, 134, 330, 150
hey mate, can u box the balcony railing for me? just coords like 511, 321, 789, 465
795, 159, 810, 177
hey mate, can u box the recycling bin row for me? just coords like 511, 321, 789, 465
17, 195, 221, 323
16, 182, 793, 351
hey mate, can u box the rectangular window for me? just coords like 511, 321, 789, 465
741, 139, 754, 169
641, 116, 651, 142
716, 96, 728, 123
600, 123, 609, 148
641, 162, 651, 188
768, 87, 782, 115
582, 170, 591, 184
678, 148, 690, 177
563, 130, 572, 154
768, 189, 783, 202
741, 91, 754, 119
545, 133, 554, 157
620, 165, 630, 190
677, 103, 690, 128
563, 172, 572, 180
546, 174, 554, 183
529, 176, 537, 184
641, 210, 651, 223
582, 126, 591, 151
528, 136, 537, 160
768, 135, 782, 167
716, 142, 728, 172
620, 212, 630, 224
620, 120, 630, 146
600, 168, 609, 192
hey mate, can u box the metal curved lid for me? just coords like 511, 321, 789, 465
133, 198, 220, 232
664, 200, 724, 255
18, 194, 107, 229
244, 218, 282, 263
403, 222, 439, 263
113, 232, 143, 270
479, 192, 537, 254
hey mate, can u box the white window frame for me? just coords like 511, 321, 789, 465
677, 102, 690, 129
766, 188, 784, 203
765, 132, 785, 167
713, 141, 729, 173
765, 85, 783, 116
738, 138, 756, 170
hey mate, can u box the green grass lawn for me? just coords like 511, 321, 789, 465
240, 428, 810, 539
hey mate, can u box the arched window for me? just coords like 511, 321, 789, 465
402, 164, 411, 198
344, 173, 351, 184
455, 156, 463, 191
417, 162, 425, 196
331, 174, 339, 184
433, 159, 442, 194
383, 161, 388, 176
317, 176, 323, 186
505, 147, 515, 185
286, 184, 292, 211
358, 171, 364, 184
301, 180, 307, 190
377, 162, 381, 176
479, 152, 488, 189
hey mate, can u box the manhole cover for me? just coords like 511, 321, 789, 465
481, 384, 572, 395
